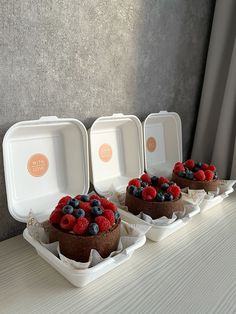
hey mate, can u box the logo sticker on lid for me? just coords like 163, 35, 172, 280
99, 144, 112, 162
27, 153, 49, 177
146, 137, 157, 152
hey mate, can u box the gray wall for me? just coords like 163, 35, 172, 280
0, 0, 215, 240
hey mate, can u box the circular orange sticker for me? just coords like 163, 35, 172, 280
99, 144, 112, 162
27, 153, 49, 177
146, 137, 157, 152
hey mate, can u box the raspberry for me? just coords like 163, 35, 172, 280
54, 203, 64, 211
174, 162, 182, 167
158, 176, 169, 186
58, 195, 71, 206
184, 159, 195, 170
194, 170, 206, 181
95, 216, 111, 232
208, 165, 216, 172
89, 194, 101, 201
205, 170, 214, 181
49, 210, 63, 224
142, 186, 157, 201
201, 163, 209, 171
167, 185, 181, 199
73, 217, 89, 235
140, 173, 151, 184
128, 178, 141, 188
75, 195, 81, 201
60, 214, 76, 230
104, 201, 117, 212
100, 198, 111, 208
174, 164, 185, 174
79, 202, 92, 213
103, 209, 115, 225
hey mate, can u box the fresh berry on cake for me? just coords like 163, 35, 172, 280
172, 160, 219, 192
49, 194, 121, 262
125, 174, 184, 219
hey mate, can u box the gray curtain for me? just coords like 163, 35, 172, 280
191, 0, 236, 179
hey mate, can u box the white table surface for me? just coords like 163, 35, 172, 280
1, 191, 236, 314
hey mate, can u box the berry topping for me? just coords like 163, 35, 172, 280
158, 177, 170, 185
214, 172, 218, 179
49, 210, 63, 224
192, 167, 200, 173
95, 216, 111, 232
88, 223, 99, 235
151, 176, 159, 186
128, 178, 141, 188
79, 202, 92, 212
114, 210, 121, 223
201, 163, 209, 171
142, 186, 157, 201
164, 193, 174, 201
208, 165, 216, 172
186, 171, 194, 180
160, 183, 169, 191
141, 181, 149, 188
184, 159, 195, 170
128, 185, 137, 195
67, 198, 79, 208
91, 206, 103, 216
100, 198, 111, 208
58, 195, 71, 206
103, 209, 115, 225
167, 185, 181, 199
73, 217, 89, 235
60, 214, 76, 230
62, 205, 74, 215
156, 192, 165, 202
73, 208, 85, 218
75, 195, 81, 201
133, 187, 143, 198
174, 163, 185, 174
89, 194, 101, 201
194, 170, 206, 181
140, 173, 151, 184
195, 162, 203, 168
104, 201, 117, 212
178, 171, 186, 177
204, 170, 214, 181
54, 203, 64, 211
80, 195, 90, 202
90, 199, 101, 207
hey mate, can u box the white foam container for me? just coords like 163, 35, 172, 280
3, 116, 145, 287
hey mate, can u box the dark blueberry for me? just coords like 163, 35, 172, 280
141, 181, 149, 188
156, 192, 165, 202
151, 176, 159, 186
164, 193, 174, 201
90, 199, 101, 207
67, 198, 79, 208
168, 180, 175, 186
160, 183, 169, 191
214, 171, 218, 179
178, 171, 186, 177
186, 171, 194, 180
91, 206, 103, 216
184, 167, 190, 173
192, 167, 200, 173
114, 211, 121, 223
133, 188, 142, 198
73, 208, 85, 218
128, 185, 137, 195
195, 162, 202, 168
88, 223, 99, 235
80, 195, 90, 202
62, 205, 74, 214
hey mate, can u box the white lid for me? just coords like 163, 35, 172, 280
89, 113, 144, 197
143, 111, 182, 177
3, 116, 89, 222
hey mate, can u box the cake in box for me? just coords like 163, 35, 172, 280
172, 159, 220, 192
125, 173, 184, 219
49, 193, 121, 262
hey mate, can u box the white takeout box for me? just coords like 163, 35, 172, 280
89, 112, 200, 242
2, 116, 146, 287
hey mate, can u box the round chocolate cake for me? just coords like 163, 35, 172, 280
172, 160, 220, 192
125, 174, 184, 219
49, 194, 121, 262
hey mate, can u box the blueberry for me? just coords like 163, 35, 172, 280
91, 206, 103, 216
90, 199, 101, 207
151, 176, 159, 185
134, 187, 142, 198
141, 181, 149, 188
73, 208, 85, 218
88, 223, 99, 235
80, 195, 90, 202
164, 193, 174, 201
192, 167, 200, 173
161, 183, 169, 191
67, 198, 79, 208
195, 162, 202, 168
62, 205, 74, 214
214, 171, 218, 179
178, 171, 186, 177
156, 192, 165, 202
128, 185, 137, 195
186, 171, 194, 180
169, 180, 175, 186
114, 211, 121, 222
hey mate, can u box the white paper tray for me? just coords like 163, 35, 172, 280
119, 205, 200, 242
199, 188, 234, 212
23, 223, 146, 287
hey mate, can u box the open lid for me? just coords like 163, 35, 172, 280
89, 113, 144, 197
143, 111, 182, 177
3, 116, 89, 222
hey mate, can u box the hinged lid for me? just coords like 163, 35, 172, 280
3, 116, 89, 222
89, 113, 144, 197
143, 111, 182, 177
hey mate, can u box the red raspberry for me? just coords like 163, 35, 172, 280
89, 194, 101, 201
54, 203, 64, 211
174, 162, 182, 167
58, 195, 71, 206
49, 210, 63, 224
140, 173, 151, 184
201, 163, 209, 171
75, 195, 81, 200
79, 202, 92, 213
100, 198, 110, 208
73, 217, 89, 235
208, 165, 216, 172
194, 170, 206, 181
60, 214, 76, 230
142, 186, 157, 201
103, 209, 115, 225
184, 159, 195, 170
167, 185, 181, 199
95, 216, 111, 232
104, 201, 117, 212
204, 170, 214, 181
128, 178, 141, 188
174, 164, 185, 174
85, 212, 93, 224
158, 176, 170, 185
